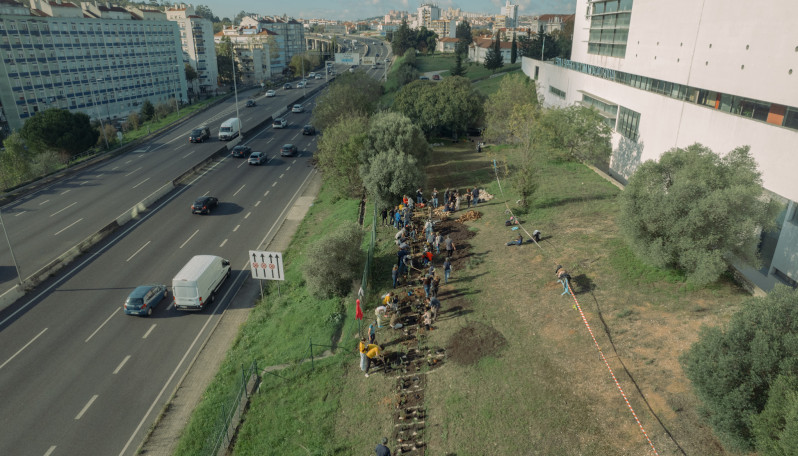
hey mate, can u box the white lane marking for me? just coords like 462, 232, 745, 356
124, 160, 133, 165
286, 166, 291, 171
244, 212, 251, 219
51, 202, 78, 217
292, 159, 297, 164
125, 167, 142, 177
233, 224, 240, 232
233, 184, 246, 197
142, 324, 156, 339
0, 328, 47, 371
179, 229, 199, 249
219, 238, 228, 248
54, 218, 83, 236
96, 173, 105, 179
237, 160, 247, 168
14, 210, 26, 217
182, 151, 193, 158
132, 178, 150, 189
75, 394, 98, 420
39, 199, 50, 205
263, 190, 270, 197
271, 182, 277, 187
279, 174, 284, 179
113, 355, 131, 374
44, 445, 56, 456
112, 166, 119, 171
61, 189, 71, 195
85, 309, 118, 343
79, 181, 89, 186
254, 201, 261, 207
126, 241, 151, 262
291, 133, 299, 140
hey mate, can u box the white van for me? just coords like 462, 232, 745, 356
218, 117, 241, 141
172, 255, 231, 311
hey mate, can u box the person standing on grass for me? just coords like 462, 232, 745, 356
359, 338, 369, 374
367, 323, 376, 344
465, 190, 472, 209
443, 257, 452, 283
422, 275, 432, 298
435, 232, 442, 254
472, 187, 480, 206
394, 208, 401, 229
391, 264, 399, 288
430, 276, 440, 297
380, 207, 388, 226
454, 191, 461, 212
375, 438, 391, 456
445, 235, 456, 258
416, 188, 423, 204
431, 188, 439, 208
428, 296, 441, 321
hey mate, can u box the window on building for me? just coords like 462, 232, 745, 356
783, 107, 798, 130
581, 94, 618, 128
617, 106, 640, 141
588, 0, 633, 58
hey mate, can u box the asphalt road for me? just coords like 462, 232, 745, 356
0, 89, 321, 456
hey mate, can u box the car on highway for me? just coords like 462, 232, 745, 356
314, 74, 323, 79
280, 143, 298, 157
308, 72, 315, 78
272, 118, 287, 129
191, 195, 218, 215
188, 126, 210, 143
297, 81, 306, 88
292, 104, 304, 113
385, 57, 390, 62
371, 64, 377, 69
265, 89, 276, 97
248, 152, 268, 165
283, 83, 292, 89
124, 284, 168, 317
302, 125, 315, 135
376, 53, 380, 57
230, 145, 251, 158
245, 99, 256, 107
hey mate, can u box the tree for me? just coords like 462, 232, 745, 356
520, 32, 560, 61
184, 63, 197, 84
552, 19, 574, 59
361, 111, 430, 165
681, 285, 798, 451
484, 73, 540, 145
510, 33, 518, 64
303, 222, 364, 298
19, 109, 98, 157
233, 10, 256, 26
619, 144, 778, 286
752, 374, 798, 455
536, 105, 611, 164
450, 52, 467, 77
455, 20, 472, 56
139, 100, 155, 122
311, 71, 381, 130
413, 27, 436, 55
392, 19, 413, 57
215, 37, 237, 84
360, 150, 424, 211
289, 54, 313, 78
316, 115, 369, 198
0, 132, 35, 189
394, 77, 483, 138
483, 32, 504, 72
194, 5, 218, 22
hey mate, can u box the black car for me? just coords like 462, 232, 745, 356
231, 145, 252, 158
189, 126, 210, 143
283, 83, 292, 89
245, 99, 256, 107
302, 125, 316, 135
280, 143, 298, 157
191, 196, 218, 214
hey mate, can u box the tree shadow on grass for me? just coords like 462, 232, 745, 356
536, 193, 616, 209
571, 274, 596, 295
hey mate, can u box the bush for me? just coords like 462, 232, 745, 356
681, 285, 798, 451
302, 222, 364, 298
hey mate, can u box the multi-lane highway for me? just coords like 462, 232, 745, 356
0, 45, 390, 456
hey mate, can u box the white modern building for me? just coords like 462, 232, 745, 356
524, 0, 798, 291
239, 16, 305, 74
165, 5, 217, 98
414, 3, 440, 29
0, 0, 187, 134
500, 1, 518, 28
215, 25, 275, 84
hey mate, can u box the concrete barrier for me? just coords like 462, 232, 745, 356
0, 284, 26, 313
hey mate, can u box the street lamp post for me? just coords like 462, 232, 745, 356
90, 77, 109, 149
0, 208, 23, 287
173, 65, 181, 118
230, 40, 241, 135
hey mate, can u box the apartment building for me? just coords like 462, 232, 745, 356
525, 0, 798, 291
0, 0, 186, 134
500, 1, 518, 28
239, 16, 305, 74
414, 3, 440, 29
165, 5, 217, 98
214, 24, 274, 84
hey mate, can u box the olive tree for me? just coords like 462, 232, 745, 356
303, 222, 364, 298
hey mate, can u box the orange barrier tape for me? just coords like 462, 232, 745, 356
567, 288, 660, 455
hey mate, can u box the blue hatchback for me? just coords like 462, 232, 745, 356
124, 284, 168, 316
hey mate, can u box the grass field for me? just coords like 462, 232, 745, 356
174, 135, 749, 455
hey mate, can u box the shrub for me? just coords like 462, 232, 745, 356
303, 222, 364, 298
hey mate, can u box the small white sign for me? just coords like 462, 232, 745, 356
249, 250, 285, 281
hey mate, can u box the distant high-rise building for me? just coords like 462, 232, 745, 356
500, 1, 519, 28
166, 5, 218, 98
415, 3, 441, 29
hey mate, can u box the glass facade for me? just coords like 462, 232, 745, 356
588, 0, 633, 58
617, 106, 640, 141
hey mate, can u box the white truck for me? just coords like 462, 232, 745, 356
218, 117, 241, 141
172, 255, 231, 311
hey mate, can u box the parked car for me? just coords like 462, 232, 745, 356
123, 284, 168, 316
188, 126, 210, 143
230, 145, 251, 158
265, 89, 276, 97
283, 83, 292, 89
432, 74, 440, 80
272, 118, 287, 129
245, 99, 256, 107
280, 143, 298, 157
302, 125, 316, 135
292, 104, 304, 113
248, 152, 268, 165
191, 195, 218, 214
419, 76, 429, 80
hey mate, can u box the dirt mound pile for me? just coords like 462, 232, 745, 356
446, 321, 507, 366
456, 210, 482, 223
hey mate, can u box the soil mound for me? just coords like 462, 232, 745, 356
446, 321, 507, 366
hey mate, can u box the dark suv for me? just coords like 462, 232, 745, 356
302, 125, 315, 135
189, 126, 210, 143
280, 144, 298, 157
191, 196, 218, 214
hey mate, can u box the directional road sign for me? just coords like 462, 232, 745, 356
249, 250, 285, 281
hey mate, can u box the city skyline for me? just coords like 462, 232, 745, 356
195, 0, 576, 22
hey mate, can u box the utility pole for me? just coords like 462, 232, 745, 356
231, 40, 241, 136
541, 33, 546, 61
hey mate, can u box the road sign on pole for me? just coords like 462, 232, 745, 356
249, 250, 285, 281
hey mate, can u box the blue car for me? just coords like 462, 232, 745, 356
124, 284, 168, 316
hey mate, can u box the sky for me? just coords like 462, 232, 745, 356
196, 0, 577, 22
